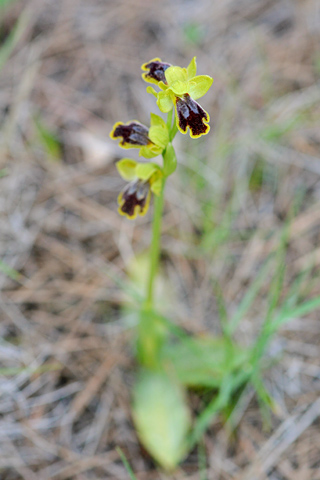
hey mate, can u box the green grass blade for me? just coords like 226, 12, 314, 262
272, 296, 320, 330
212, 280, 229, 335
278, 267, 312, 313
227, 258, 272, 335
251, 373, 275, 428
250, 223, 290, 366
116, 448, 138, 480
265, 224, 289, 324
188, 370, 249, 449
198, 440, 208, 480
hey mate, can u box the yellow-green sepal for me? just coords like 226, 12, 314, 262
186, 56, 197, 79
188, 75, 213, 100
116, 158, 138, 181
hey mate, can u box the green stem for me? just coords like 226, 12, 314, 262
145, 176, 166, 309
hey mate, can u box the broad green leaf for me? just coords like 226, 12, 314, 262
132, 370, 190, 470
162, 336, 249, 388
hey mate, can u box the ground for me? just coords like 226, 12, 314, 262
1, 0, 320, 479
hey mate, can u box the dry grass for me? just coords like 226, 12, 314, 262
1, 0, 320, 478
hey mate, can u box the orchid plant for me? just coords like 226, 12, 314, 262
110, 58, 221, 469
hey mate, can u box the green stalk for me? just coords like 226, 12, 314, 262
145, 176, 166, 309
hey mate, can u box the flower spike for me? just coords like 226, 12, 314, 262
110, 57, 213, 220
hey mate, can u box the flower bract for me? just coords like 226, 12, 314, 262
116, 158, 163, 219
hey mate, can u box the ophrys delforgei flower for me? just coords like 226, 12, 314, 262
116, 159, 163, 219
142, 57, 213, 138
110, 114, 169, 159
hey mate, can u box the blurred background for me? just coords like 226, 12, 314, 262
1, 0, 320, 478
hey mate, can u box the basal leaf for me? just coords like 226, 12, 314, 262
132, 370, 190, 470
162, 336, 249, 388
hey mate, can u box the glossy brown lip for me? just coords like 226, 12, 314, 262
175, 94, 209, 137
112, 122, 150, 147
143, 60, 171, 84
119, 180, 150, 218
